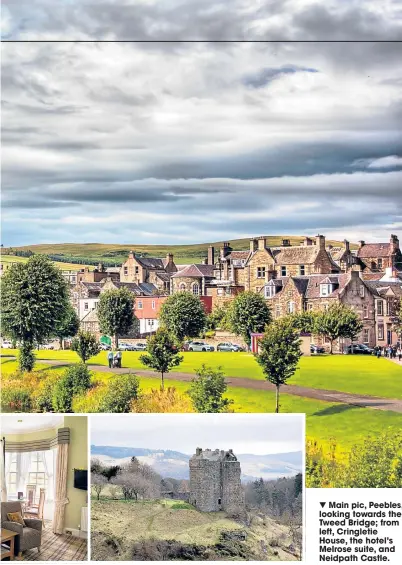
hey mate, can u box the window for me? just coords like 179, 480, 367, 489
179, 283, 186, 291
137, 300, 143, 309
363, 305, 368, 318
84, 302, 89, 310
94, 302, 98, 309
28, 452, 48, 490
135, 266, 139, 275
378, 258, 383, 269
386, 300, 390, 316
377, 300, 384, 316
124, 266, 128, 276
151, 300, 156, 309
363, 328, 369, 344
192, 283, 200, 295
287, 301, 295, 314
299, 265, 305, 276
359, 286, 365, 298
320, 284, 332, 297
307, 303, 313, 311
257, 267, 266, 279
275, 305, 281, 318
6, 453, 17, 495
378, 324, 384, 340
71, 276, 76, 283
281, 266, 287, 277
265, 285, 275, 298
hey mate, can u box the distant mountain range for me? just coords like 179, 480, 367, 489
91, 445, 302, 481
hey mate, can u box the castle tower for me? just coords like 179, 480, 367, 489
189, 448, 243, 513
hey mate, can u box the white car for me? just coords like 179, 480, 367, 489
1, 339, 13, 349
188, 341, 215, 352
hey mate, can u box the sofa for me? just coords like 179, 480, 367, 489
1, 501, 43, 557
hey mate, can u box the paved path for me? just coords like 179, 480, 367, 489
36, 358, 402, 414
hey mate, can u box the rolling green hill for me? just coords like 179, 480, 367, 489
3, 235, 353, 265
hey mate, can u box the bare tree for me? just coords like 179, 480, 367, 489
91, 473, 107, 500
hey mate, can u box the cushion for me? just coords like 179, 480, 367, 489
7, 511, 26, 527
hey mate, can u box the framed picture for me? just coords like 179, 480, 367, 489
17, 492, 24, 500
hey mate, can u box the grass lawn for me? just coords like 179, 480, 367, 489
2, 349, 400, 399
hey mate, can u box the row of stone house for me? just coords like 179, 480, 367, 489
67, 233, 402, 346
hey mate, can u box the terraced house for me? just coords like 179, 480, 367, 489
120, 250, 177, 292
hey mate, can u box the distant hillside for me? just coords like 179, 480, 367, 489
4, 235, 354, 265
91, 445, 303, 481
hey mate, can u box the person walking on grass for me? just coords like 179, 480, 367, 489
397, 347, 402, 362
115, 348, 122, 368
107, 349, 113, 369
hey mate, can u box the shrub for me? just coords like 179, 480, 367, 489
52, 363, 92, 412
32, 372, 61, 412
72, 384, 106, 413
187, 365, 233, 413
131, 387, 193, 413
1, 371, 41, 412
71, 331, 100, 363
99, 373, 140, 413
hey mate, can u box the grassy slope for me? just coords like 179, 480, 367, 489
91, 498, 297, 561
0, 254, 93, 271
5, 235, 354, 263
5, 349, 399, 400
2, 357, 402, 451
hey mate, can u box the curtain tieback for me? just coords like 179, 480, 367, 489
55, 498, 69, 506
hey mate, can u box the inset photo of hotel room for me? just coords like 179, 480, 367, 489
1, 415, 88, 561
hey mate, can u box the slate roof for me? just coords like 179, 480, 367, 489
136, 257, 165, 269
172, 264, 215, 278
271, 246, 320, 265
154, 271, 172, 282
106, 281, 158, 296
80, 282, 103, 292
365, 281, 402, 298
357, 243, 392, 258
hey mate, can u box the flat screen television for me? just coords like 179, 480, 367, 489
74, 469, 88, 491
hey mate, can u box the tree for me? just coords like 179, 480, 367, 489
53, 304, 79, 349
227, 291, 272, 349
315, 303, 363, 354
71, 330, 100, 363
159, 292, 206, 341
99, 373, 140, 412
0, 255, 69, 371
187, 364, 233, 413
91, 473, 107, 500
97, 287, 137, 348
206, 304, 231, 331
256, 318, 302, 413
139, 327, 183, 390
52, 363, 92, 412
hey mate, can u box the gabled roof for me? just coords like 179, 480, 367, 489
136, 257, 165, 269
365, 280, 402, 298
80, 282, 103, 291
271, 246, 320, 265
81, 308, 99, 323
357, 243, 393, 258
154, 271, 172, 282
227, 251, 251, 261
104, 281, 158, 296
172, 264, 215, 278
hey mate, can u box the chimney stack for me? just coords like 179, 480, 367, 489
258, 236, 267, 251
250, 238, 258, 253
390, 234, 399, 252
166, 253, 174, 266
220, 242, 232, 259
196, 447, 202, 456
207, 246, 215, 265
359, 240, 365, 248
315, 234, 325, 250
344, 239, 350, 252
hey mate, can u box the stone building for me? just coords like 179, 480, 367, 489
120, 251, 177, 292
356, 234, 402, 274
189, 448, 243, 513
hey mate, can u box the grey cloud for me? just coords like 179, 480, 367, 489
242, 65, 319, 88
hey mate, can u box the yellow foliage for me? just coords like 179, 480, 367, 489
131, 387, 194, 413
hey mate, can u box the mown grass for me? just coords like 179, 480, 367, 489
2, 348, 400, 399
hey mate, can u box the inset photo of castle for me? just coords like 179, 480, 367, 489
90, 413, 304, 561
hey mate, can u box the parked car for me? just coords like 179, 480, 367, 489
100, 343, 112, 351
217, 342, 243, 352
310, 344, 325, 354
1, 339, 13, 349
188, 341, 215, 352
118, 342, 135, 351
39, 341, 55, 350
345, 344, 374, 355
131, 343, 147, 351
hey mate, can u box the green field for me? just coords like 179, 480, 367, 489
2, 354, 402, 452
3, 349, 398, 400
0, 254, 93, 271
4, 235, 353, 264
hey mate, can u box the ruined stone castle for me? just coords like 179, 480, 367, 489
189, 448, 244, 513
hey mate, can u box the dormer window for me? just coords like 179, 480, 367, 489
257, 267, 266, 279
320, 283, 332, 297
265, 285, 275, 299
281, 266, 287, 277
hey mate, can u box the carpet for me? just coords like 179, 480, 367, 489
22, 522, 87, 561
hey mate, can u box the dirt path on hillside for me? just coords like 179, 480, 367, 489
31, 358, 402, 414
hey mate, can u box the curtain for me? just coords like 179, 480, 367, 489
53, 443, 69, 534
0, 439, 7, 502
17, 452, 32, 494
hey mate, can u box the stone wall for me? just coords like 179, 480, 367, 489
221, 460, 243, 514
189, 459, 221, 512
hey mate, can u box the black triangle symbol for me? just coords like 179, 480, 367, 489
320, 502, 326, 508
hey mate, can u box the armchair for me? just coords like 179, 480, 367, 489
1, 501, 42, 557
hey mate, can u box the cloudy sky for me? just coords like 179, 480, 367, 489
90, 413, 304, 455
2, 1, 402, 246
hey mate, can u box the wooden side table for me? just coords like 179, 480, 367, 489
1, 528, 19, 561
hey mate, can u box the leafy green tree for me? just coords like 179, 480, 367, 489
256, 318, 302, 413
159, 292, 206, 341
139, 327, 183, 390
206, 304, 231, 331
187, 364, 233, 413
97, 287, 137, 348
52, 363, 92, 412
53, 304, 80, 349
289, 311, 320, 334
71, 330, 100, 363
0, 255, 69, 371
315, 303, 363, 354
227, 291, 272, 349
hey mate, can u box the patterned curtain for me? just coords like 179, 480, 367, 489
53, 443, 69, 534
0, 438, 7, 502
